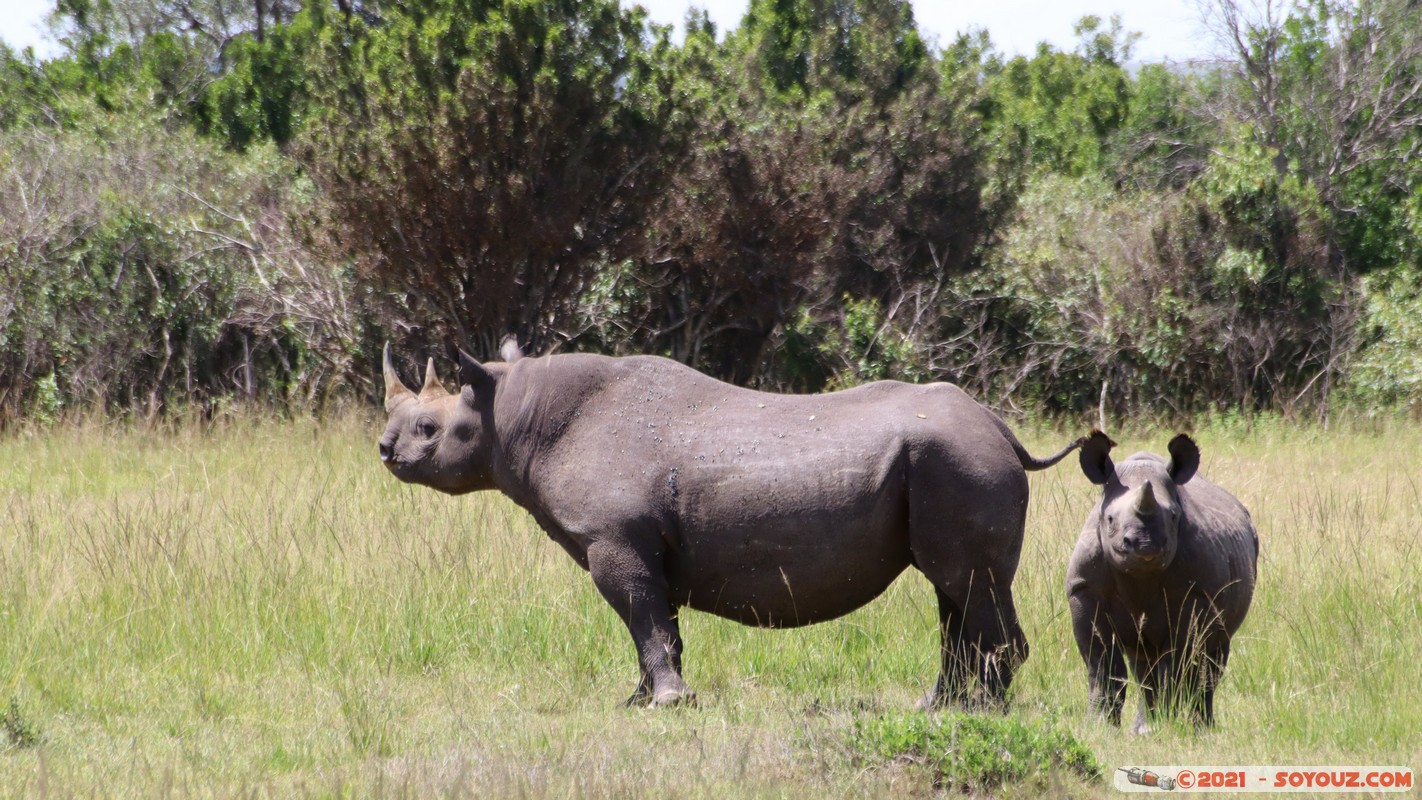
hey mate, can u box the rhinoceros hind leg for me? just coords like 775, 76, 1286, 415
917, 581, 1026, 711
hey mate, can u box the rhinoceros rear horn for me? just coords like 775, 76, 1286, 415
383, 342, 415, 412
419, 357, 449, 400
1167, 433, 1200, 484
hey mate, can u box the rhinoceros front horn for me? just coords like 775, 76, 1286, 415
1136, 480, 1159, 515
383, 342, 415, 412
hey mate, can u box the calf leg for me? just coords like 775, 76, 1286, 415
1193, 639, 1230, 727
586, 539, 693, 708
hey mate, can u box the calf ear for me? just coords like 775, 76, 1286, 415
458, 349, 496, 397
1167, 434, 1199, 484
1079, 429, 1116, 485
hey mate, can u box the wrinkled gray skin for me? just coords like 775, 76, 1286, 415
1067, 431, 1258, 733
379, 342, 1085, 708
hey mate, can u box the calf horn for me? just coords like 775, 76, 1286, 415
419, 357, 449, 400
383, 342, 415, 411
1136, 480, 1159, 515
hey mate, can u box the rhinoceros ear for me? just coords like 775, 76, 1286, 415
383, 342, 415, 412
1079, 429, 1116, 485
499, 335, 524, 363
1167, 434, 1199, 484
458, 349, 496, 395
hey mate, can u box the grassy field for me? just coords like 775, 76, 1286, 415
0, 413, 1418, 798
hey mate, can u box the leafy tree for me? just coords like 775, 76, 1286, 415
196, 11, 314, 148
299, 0, 686, 357
1206, 0, 1422, 272
983, 16, 1136, 178
734, 0, 927, 105
0, 113, 350, 421
584, 0, 1004, 386
1113, 62, 1212, 189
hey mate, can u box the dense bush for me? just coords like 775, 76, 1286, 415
936, 135, 1350, 420
1, 0, 1420, 422
0, 113, 358, 422
299, 0, 686, 360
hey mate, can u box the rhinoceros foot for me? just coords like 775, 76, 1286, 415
916, 680, 1009, 714
651, 687, 697, 708
623, 684, 697, 709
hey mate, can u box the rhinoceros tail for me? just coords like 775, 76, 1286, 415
1014, 435, 1089, 471
988, 413, 1089, 472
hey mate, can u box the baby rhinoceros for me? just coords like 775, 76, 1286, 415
1067, 431, 1258, 733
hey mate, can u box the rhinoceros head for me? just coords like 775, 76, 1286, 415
1079, 431, 1200, 575
377, 341, 522, 495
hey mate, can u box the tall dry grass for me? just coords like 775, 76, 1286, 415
0, 413, 1417, 797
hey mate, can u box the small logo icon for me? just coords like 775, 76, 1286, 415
1120, 767, 1177, 791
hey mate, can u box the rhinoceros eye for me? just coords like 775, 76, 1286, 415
416, 417, 439, 438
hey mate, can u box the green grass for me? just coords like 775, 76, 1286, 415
850, 711, 1102, 793
0, 413, 1418, 797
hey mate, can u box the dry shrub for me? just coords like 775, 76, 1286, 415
936, 169, 1353, 419
0, 114, 358, 422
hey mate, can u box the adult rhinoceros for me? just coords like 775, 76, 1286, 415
378, 343, 1084, 708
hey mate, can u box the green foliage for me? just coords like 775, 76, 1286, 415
735, 0, 927, 106
0, 112, 357, 422
850, 711, 1102, 791
1114, 63, 1210, 188
0, 45, 50, 129
197, 18, 313, 149
611, 0, 1003, 386
1226, 0, 1422, 275
782, 297, 929, 391
2, 0, 1422, 417
30, 374, 63, 425
941, 164, 1345, 417
1, 697, 40, 750
1345, 268, 1422, 412
984, 16, 1135, 178
300, 0, 684, 355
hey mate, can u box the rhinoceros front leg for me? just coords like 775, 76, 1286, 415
586, 539, 695, 708
1070, 596, 1127, 725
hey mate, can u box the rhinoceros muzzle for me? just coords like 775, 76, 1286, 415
1114, 545, 1170, 574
